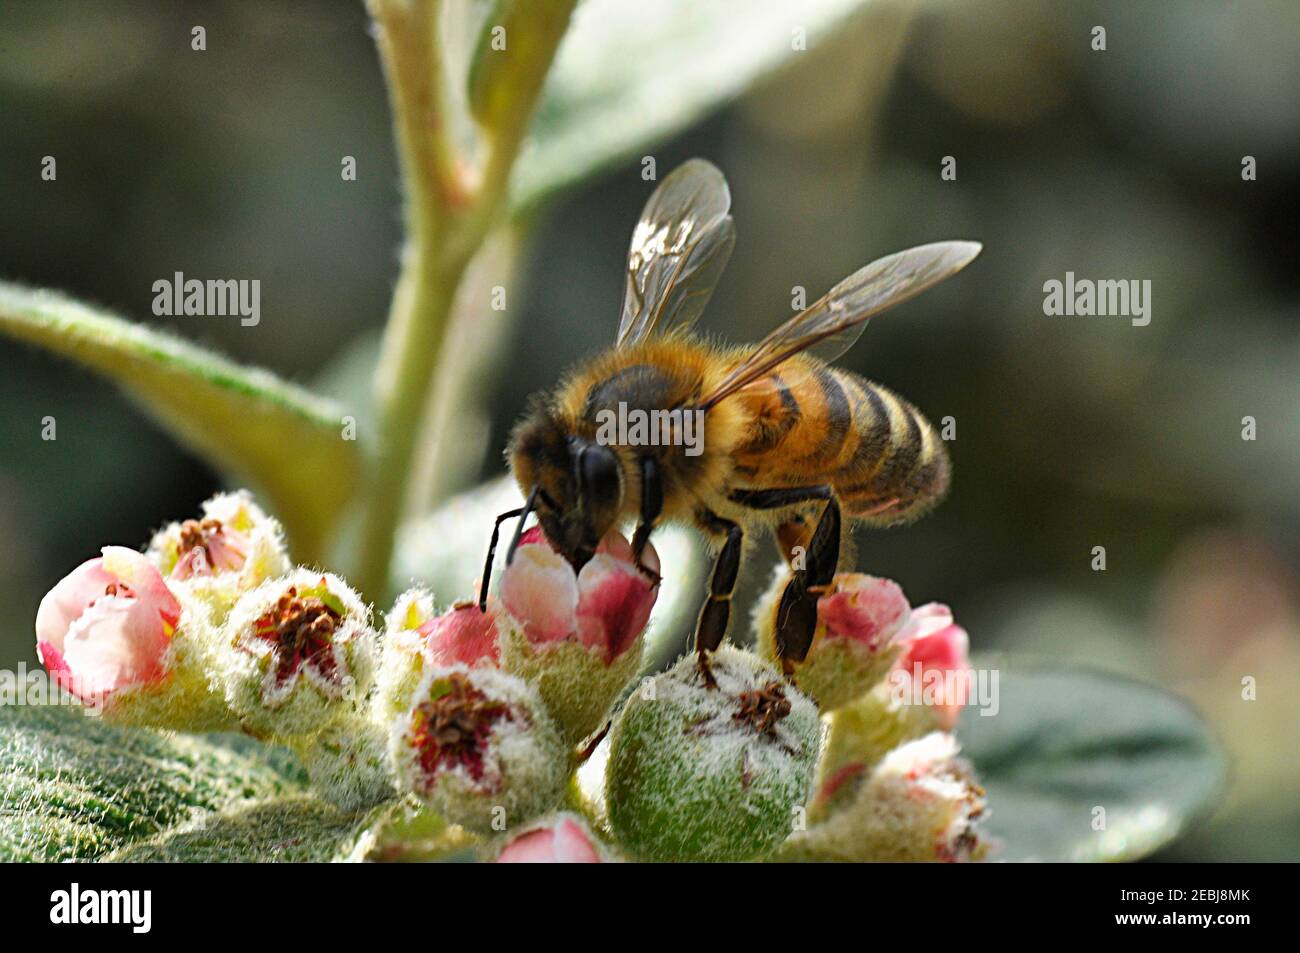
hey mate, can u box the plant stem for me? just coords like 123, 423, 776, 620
355, 0, 576, 603
356, 0, 462, 601
356, 252, 459, 602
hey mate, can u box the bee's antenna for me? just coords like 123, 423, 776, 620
505, 484, 541, 568
476, 487, 535, 612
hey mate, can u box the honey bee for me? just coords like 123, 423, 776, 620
480, 159, 979, 681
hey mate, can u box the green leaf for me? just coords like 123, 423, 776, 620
509, 0, 883, 212
0, 705, 307, 862
468, 0, 577, 131
958, 661, 1226, 862
0, 282, 359, 562
103, 796, 380, 862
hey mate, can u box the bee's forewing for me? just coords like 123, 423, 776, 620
618, 159, 736, 348
700, 241, 982, 409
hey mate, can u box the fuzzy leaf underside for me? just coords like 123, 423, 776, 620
958, 661, 1226, 862
508, 0, 884, 212
0, 282, 358, 562
0, 705, 310, 862
103, 796, 378, 862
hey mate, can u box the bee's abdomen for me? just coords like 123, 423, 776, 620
731, 362, 949, 524
830, 369, 950, 525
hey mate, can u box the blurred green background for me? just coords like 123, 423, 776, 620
0, 0, 1296, 860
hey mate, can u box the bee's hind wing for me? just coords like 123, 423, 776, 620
698, 241, 982, 411
618, 159, 736, 348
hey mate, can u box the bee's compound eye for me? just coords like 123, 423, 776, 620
576, 443, 620, 506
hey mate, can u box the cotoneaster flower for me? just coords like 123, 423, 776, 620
787, 732, 989, 863
220, 569, 374, 740
893, 602, 971, 730
817, 602, 975, 804
146, 491, 291, 622
390, 665, 566, 834
499, 527, 657, 664
495, 527, 659, 744
35, 546, 181, 704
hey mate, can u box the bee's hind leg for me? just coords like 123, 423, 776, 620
728, 485, 841, 673
729, 484, 832, 568
771, 494, 842, 673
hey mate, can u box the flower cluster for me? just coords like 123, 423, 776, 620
34, 489, 988, 862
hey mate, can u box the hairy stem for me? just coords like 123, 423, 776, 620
357, 0, 463, 601
355, 0, 576, 602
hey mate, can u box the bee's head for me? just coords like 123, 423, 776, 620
507, 407, 623, 568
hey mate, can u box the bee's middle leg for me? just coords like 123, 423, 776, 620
692, 509, 744, 687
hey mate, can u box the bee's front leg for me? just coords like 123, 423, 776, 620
629, 455, 663, 584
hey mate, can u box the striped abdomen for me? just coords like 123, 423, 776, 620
731, 359, 950, 525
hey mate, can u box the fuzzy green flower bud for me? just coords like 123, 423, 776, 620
605, 646, 819, 861
219, 569, 375, 741
785, 732, 989, 862
389, 665, 566, 835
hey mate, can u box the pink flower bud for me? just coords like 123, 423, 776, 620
817, 575, 911, 649
575, 550, 658, 663
499, 542, 580, 645
35, 547, 181, 703
894, 603, 971, 730
754, 570, 910, 711
418, 603, 501, 667
497, 529, 659, 744
499, 529, 657, 665
496, 814, 603, 863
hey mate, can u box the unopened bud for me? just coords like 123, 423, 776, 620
493, 812, 606, 863
755, 568, 911, 710
498, 529, 657, 744
605, 646, 819, 861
